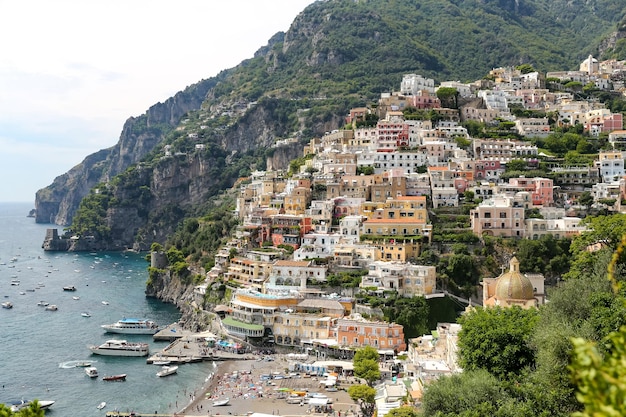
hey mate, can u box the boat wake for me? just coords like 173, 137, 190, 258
59, 360, 96, 369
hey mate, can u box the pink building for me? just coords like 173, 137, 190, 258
504, 177, 554, 206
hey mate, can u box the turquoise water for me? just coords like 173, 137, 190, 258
0, 202, 215, 416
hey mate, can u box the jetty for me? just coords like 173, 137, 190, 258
148, 324, 253, 364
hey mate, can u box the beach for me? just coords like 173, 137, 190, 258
176, 354, 358, 417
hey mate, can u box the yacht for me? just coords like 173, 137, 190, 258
101, 318, 160, 335
88, 339, 149, 357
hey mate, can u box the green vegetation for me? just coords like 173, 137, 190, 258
353, 346, 381, 386
0, 402, 46, 416
420, 214, 626, 416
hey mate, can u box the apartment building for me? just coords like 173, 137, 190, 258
470, 194, 528, 237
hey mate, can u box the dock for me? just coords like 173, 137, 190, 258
148, 325, 253, 364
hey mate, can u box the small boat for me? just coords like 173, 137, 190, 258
102, 374, 126, 381
45, 304, 58, 311
213, 398, 230, 407
101, 301, 109, 305
74, 361, 93, 367
97, 401, 106, 410
156, 365, 179, 377
2, 301, 13, 309
152, 360, 171, 366
85, 366, 99, 378
81, 312, 91, 318
37, 301, 49, 307
72, 296, 80, 300
63, 285, 77, 291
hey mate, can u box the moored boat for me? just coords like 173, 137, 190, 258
2, 301, 13, 309
81, 312, 91, 317
213, 398, 230, 406
88, 339, 149, 357
101, 317, 159, 334
156, 365, 178, 377
10, 400, 55, 412
45, 304, 58, 311
102, 374, 126, 381
97, 401, 106, 409
63, 285, 76, 291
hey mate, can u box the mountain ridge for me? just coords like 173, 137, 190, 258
34, 0, 626, 249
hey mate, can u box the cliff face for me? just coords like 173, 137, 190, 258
35, 80, 216, 226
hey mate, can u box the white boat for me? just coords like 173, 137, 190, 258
45, 304, 58, 311
2, 301, 13, 309
101, 317, 159, 335
81, 312, 91, 317
37, 301, 49, 307
10, 400, 55, 412
97, 401, 106, 410
72, 296, 80, 300
88, 339, 149, 357
156, 365, 179, 377
101, 301, 109, 305
85, 366, 99, 378
213, 398, 230, 407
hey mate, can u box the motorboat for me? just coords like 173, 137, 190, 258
2, 301, 13, 309
72, 296, 80, 300
213, 398, 230, 407
101, 301, 109, 305
85, 366, 99, 378
102, 374, 127, 381
97, 401, 106, 410
37, 301, 49, 307
81, 312, 91, 317
45, 304, 58, 311
101, 317, 160, 335
10, 400, 55, 412
156, 365, 179, 377
88, 339, 149, 357
63, 285, 77, 291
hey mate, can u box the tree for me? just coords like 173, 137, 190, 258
420, 369, 506, 417
0, 401, 45, 417
353, 346, 381, 386
385, 406, 419, 417
505, 159, 527, 172
436, 87, 459, 109
458, 306, 539, 380
348, 385, 376, 417
382, 296, 429, 342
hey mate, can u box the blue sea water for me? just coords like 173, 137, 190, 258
0, 202, 216, 416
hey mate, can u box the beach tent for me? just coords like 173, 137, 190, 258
309, 398, 330, 406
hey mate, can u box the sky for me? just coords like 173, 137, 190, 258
0, 0, 316, 203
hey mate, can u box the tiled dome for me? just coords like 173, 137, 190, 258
495, 257, 535, 300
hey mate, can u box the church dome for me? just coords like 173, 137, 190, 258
494, 257, 535, 300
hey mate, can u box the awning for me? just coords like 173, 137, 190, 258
309, 398, 329, 406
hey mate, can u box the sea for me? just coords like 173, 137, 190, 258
0, 202, 217, 416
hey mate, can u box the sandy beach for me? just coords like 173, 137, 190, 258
176, 354, 358, 417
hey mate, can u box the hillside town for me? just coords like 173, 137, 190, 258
177, 56, 626, 414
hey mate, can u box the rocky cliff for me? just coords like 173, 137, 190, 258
35, 79, 217, 226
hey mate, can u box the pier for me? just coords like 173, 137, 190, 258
148, 324, 253, 364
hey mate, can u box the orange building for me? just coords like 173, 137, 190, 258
336, 317, 406, 352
